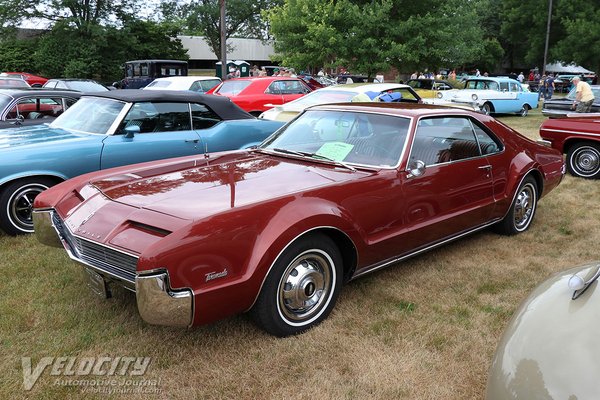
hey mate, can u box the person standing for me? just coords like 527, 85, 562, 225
544, 74, 555, 100
538, 75, 546, 101
475, 69, 481, 77
518, 72, 524, 83
528, 71, 534, 82
410, 71, 418, 80
317, 68, 325, 77
571, 76, 595, 113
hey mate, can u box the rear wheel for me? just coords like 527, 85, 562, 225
567, 142, 600, 179
482, 103, 492, 115
0, 177, 55, 235
251, 234, 343, 337
495, 176, 538, 235
518, 104, 530, 117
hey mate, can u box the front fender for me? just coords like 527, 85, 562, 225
140, 196, 363, 326
0, 170, 69, 187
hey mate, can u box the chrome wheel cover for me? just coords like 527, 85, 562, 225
513, 183, 536, 231
277, 249, 335, 324
7, 183, 49, 233
482, 104, 491, 115
570, 146, 600, 177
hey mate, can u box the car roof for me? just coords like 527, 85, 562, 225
152, 76, 220, 83
226, 77, 302, 82
318, 83, 411, 93
307, 102, 480, 118
0, 88, 81, 97
46, 78, 101, 82
83, 89, 253, 120
466, 76, 520, 83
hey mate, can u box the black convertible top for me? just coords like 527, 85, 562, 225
83, 89, 254, 120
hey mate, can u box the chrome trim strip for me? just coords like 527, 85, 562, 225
246, 226, 358, 311
542, 128, 600, 138
351, 219, 501, 279
136, 272, 194, 327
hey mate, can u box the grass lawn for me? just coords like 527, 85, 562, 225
1, 105, 598, 399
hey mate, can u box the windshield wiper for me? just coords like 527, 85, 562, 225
272, 148, 307, 157
299, 151, 356, 171
262, 148, 358, 172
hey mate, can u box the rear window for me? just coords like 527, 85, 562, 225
216, 80, 252, 95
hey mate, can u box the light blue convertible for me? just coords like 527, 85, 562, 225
0, 90, 284, 234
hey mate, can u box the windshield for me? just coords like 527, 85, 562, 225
67, 81, 108, 92
261, 109, 410, 168
50, 97, 125, 134
566, 86, 600, 101
217, 80, 252, 95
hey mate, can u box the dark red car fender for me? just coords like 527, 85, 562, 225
137, 196, 362, 326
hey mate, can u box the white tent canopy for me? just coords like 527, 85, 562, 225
545, 62, 594, 74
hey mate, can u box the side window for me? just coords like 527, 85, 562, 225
65, 98, 78, 108
471, 121, 503, 155
191, 103, 222, 129
509, 82, 520, 92
410, 117, 481, 166
118, 102, 191, 134
45, 81, 57, 89
499, 82, 509, 91
56, 81, 68, 89
140, 63, 149, 77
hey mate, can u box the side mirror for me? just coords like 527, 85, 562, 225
124, 125, 140, 139
15, 114, 25, 125
407, 160, 426, 178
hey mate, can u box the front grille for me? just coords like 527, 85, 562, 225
53, 212, 138, 283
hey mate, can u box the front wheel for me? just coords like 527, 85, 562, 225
567, 142, 600, 179
0, 177, 55, 235
251, 234, 343, 337
494, 176, 538, 235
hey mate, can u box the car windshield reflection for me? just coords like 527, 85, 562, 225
50, 97, 125, 134
261, 110, 410, 168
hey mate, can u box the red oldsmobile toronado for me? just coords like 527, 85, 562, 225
34, 103, 565, 336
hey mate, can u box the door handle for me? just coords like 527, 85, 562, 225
185, 139, 199, 143
478, 165, 492, 170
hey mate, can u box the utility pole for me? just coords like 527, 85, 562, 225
542, 0, 552, 75
220, 0, 227, 80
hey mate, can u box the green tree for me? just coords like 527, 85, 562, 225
553, 1, 600, 73
267, 0, 497, 76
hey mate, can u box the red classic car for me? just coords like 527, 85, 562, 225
1, 72, 48, 87
539, 114, 600, 178
207, 77, 312, 116
34, 103, 564, 336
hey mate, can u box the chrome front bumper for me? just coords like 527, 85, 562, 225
33, 209, 194, 327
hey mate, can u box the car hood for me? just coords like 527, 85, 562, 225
0, 124, 94, 150
89, 151, 363, 221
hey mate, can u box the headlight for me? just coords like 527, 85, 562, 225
436, 92, 443, 99
471, 94, 478, 101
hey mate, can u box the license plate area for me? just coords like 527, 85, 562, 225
84, 268, 112, 299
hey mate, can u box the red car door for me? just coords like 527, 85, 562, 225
400, 117, 496, 244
